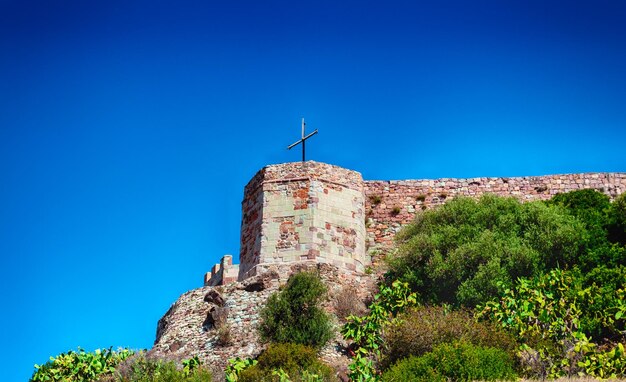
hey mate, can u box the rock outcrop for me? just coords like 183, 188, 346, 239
152, 262, 377, 380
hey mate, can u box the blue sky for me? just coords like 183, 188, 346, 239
1, 0, 625, 380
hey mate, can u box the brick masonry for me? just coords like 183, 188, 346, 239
365, 172, 626, 250
206, 161, 626, 285
207, 161, 369, 285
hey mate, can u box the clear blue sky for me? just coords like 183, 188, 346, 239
1, 0, 625, 380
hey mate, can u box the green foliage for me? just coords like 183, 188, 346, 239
259, 271, 332, 348
576, 342, 626, 379
237, 343, 337, 382
341, 280, 418, 382
477, 269, 626, 379
182, 356, 202, 377
388, 195, 585, 307
381, 341, 517, 382
225, 357, 257, 382
381, 305, 517, 369
115, 353, 212, 382
572, 265, 626, 340
608, 192, 626, 244
31, 347, 133, 382
548, 189, 625, 269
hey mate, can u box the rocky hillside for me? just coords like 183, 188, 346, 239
151, 262, 377, 380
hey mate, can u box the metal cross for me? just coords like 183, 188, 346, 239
287, 118, 318, 162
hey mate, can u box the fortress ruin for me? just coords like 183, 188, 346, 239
205, 161, 626, 286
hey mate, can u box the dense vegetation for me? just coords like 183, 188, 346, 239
343, 190, 626, 381
31, 347, 133, 382
227, 271, 336, 382
32, 190, 626, 381
236, 343, 337, 382
381, 341, 517, 382
30, 349, 212, 382
258, 271, 333, 349
112, 354, 213, 382
387, 194, 587, 306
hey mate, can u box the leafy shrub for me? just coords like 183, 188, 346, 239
573, 265, 626, 340
259, 272, 332, 348
381, 341, 517, 382
548, 189, 624, 269
31, 347, 133, 382
341, 280, 418, 382
388, 195, 585, 307
608, 192, 626, 245
237, 343, 337, 382
225, 357, 257, 382
381, 305, 517, 369
115, 352, 212, 382
478, 269, 626, 379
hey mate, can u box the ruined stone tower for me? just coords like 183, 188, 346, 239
205, 161, 369, 285
204, 161, 626, 286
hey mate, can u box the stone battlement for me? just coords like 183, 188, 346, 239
204, 255, 239, 287
205, 162, 626, 286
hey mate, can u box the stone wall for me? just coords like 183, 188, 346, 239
205, 255, 239, 287
365, 172, 626, 248
238, 161, 369, 280
206, 161, 626, 284
154, 263, 377, 380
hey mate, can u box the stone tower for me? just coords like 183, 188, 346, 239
237, 161, 369, 280
204, 161, 626, 286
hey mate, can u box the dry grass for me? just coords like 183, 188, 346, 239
332, 285, 366, 322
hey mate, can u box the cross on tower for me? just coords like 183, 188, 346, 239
287, 118, 318, 162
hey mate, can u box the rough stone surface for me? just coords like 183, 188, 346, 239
239, 161, 368, 279
153, 263, 377, 380
365, 172, 626, 251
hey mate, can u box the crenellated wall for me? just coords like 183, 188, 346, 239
205, 161, 625, 285
204, 255, 239, 287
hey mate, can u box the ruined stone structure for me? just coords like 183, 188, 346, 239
157, 161, 625, 378
206, 161, 369, 285
205, 161, 626, 285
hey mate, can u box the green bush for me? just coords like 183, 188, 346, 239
388, 195, 585, 307
382, 341, 517, 382
477, 268, 626, 379
259, 272, 332, 348
341, 280, 418, 381
574, 265, 626, 340
608, 192, 626, 246
31, 347, 133, 382
548, 189, 625, 269
238, 343, 337, 382
381, 305, 517, 369
115, 353, 212, 382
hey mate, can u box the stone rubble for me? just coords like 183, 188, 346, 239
152, 262, 377, 381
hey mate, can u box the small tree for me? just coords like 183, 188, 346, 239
259, 271, 332, 349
